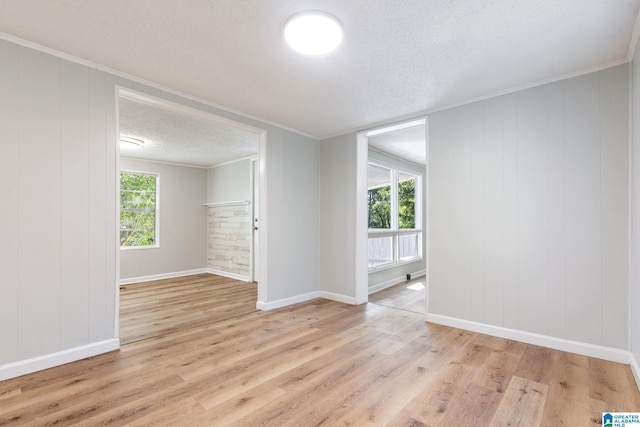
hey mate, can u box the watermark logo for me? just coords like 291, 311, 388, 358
603, 412, 640, 426
604, 413, 614, 427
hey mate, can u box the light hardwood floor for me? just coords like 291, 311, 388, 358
369, 278, 426, 314
1, 288, 639, 425
119, 273, 258, 344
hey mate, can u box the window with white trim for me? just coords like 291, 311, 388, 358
120, 171, 159, 248
368, 162, 421, 269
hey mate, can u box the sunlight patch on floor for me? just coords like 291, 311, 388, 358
406, 282, 424, 291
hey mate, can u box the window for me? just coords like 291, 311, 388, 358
120, 171, 158, 248
368, 162, 421, 269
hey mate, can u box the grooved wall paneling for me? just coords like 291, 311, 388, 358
428, 64, 629, 348
0, 41, 116, 365
18, 48, 62, 359
60, 60, 90, 348
631, 34, 640, 376
88, 69, 108, 342
0, 39, 19, 364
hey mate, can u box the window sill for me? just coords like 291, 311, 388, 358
120, 245, 160, 251
368, 256, 423, 273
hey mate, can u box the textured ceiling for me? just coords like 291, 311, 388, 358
119, 96, 258, 168
0, 1, 639, 139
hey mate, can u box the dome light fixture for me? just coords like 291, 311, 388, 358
120, 136, 145, 149
284, 11, 343, 55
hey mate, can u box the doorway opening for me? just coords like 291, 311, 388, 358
115, 88, 266, 343
356, 118, 428, 312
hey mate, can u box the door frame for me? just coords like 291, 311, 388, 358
354, 117, 429, 308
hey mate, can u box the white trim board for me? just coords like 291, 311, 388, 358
632, 353, 640, 392
369, 269, 427, 294
204, 201, 250, 208
257, 291, 322, 311
209, 155, 258, 169
205, 268, 251, 283
319, 291, 358, 306
256, 291, 357, 311
0, 339, 120, 382
119, 269, 209, 286
425, 313, 632, 365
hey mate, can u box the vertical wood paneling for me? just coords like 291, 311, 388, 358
516, 87, 549, 335
207, 205, 252, 276
428, 109, 456, 315
546, 81, 566, 339
0, 40, 20, 364
470, 103, 485, 321
599, 65, 629, 349
482, 97, 505, 326
103, 75, 118, 339
428, 65, 628, 348
631, 45, 640, 366
17, 48, 62, 358
60, 61, 90, 348
1, 42, 121, 366
502, 93, 519, 329
564, 73, 603, 345
452, 105, 474, 319
88, 69, 107, 342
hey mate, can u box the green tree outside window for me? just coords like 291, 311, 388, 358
120, 172, 158, 247
398, 178, 415, 229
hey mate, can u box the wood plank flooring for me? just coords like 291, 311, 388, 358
119, 273, 258, 344
1, 290, 639, 425
369, 277, 426, 314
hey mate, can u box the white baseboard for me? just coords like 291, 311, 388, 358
206, 268, 251, 282
256, 290, 358, 311
368, 269, 427, 294
425, 313, 631, 365
0, 339, 120, 381
319, 291, 357, 305
256, 291, 321, 311
120, 268, 208, 285
631, 353, 640, 391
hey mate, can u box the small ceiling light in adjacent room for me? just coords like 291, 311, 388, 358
284, 11, 343, 55
120, 136, 145, 149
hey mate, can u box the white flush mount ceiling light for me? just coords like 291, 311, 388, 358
284, 11, 343, 55
120, 136, 145, 149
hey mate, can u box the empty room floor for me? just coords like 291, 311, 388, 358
1, 296, 639, 425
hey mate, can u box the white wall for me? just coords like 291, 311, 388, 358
0, 38, 321, 379
367, 148, 427, 290
120, 158, 207, 280
262, 128, 320, 302
631, 45, 640, 379
0, 40, 119, 366
319, 134, 358, 300
207, 159, 253, 203
428, 64, 629, 349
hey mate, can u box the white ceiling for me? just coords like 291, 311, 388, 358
119, 95, 258, 167
0, 1, 638, 140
